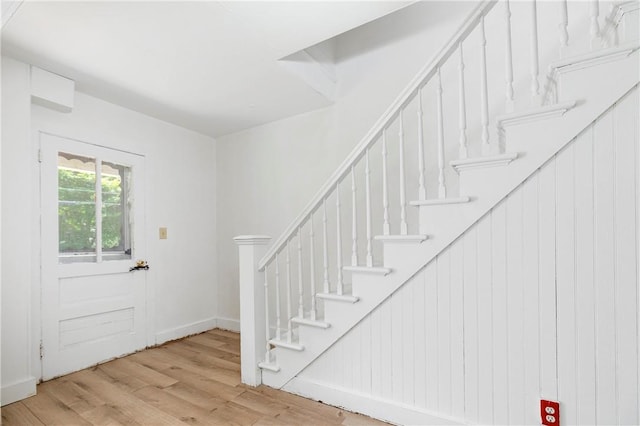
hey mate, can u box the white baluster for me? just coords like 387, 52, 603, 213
530, 0, 541, 105
297, 227, 304, 319
322, 198, 329, 294
351, 165, 358, 266
604, 4, 618, 48
559, 0, 569, 55
309, 217, 317, 320
590, 0, 600, 49
275, 254, 281, 340
480, 15, 491, 156
285, 243, 292, 343
365, 148, 373, 267
263, 265, 271, 362
336, 183, 344, 295
417, 90, 426, 200
436, 67, 446, 199
458, 43, 468, 160
382, 131, 390, 235
504, 0, 515, 112
398, 112, 408, 235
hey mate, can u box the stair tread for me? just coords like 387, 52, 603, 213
343, 265, 392, 275
258, 361, 280, 372
409, 196, 470, 206
549, 41, 640, 72
374, 234, 428, 243
496, 100, 577, 127
451, 152, 518, 173
269, 337, 305, 351
291, 316, 331, 329
316, 292, 359, 303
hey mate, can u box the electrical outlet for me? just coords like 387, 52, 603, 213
541, 400, 560, 426
159, 227, 168, 239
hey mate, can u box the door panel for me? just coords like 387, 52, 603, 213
40, 133, 147, 380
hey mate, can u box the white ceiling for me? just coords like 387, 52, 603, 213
1, 1, 413, 137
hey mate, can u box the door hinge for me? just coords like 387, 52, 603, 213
39, 341, 44, 359
37, 149, 42, 163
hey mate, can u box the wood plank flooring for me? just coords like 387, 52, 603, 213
1, 329, 388, 425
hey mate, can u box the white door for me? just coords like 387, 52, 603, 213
40, 133, 148, 380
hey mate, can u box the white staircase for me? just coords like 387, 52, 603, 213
236, 0, 640, 395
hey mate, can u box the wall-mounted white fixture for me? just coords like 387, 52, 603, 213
31, 66, 75, 113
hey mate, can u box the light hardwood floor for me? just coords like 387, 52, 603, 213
1, 329, 388, 425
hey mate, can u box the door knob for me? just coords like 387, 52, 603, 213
129, 260, 149, 272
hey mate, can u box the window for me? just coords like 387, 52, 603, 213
58, 152, 132, 263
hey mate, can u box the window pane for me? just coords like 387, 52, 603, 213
58, 152, 96, 262
101, 161, 131, 260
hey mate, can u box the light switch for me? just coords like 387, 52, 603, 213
159, 227, 168, 239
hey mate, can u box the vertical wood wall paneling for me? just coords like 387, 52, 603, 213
293, 87, 639, 426
574, 125, 597, 425
522, 173, 541, 425
425, 262, 439, 410
555, 142, 578, 424
463, 226, 479, 423
437, 251, 452, 415
594, 104, 617, 424
491, 201, 509, 425
391, 286, 403, 401
369, 303, 381, 398
333, 322, 344, 388
401, 283, 415, 405
413, 269, 427, 409
506, 185, 525, 424
360, 302, 372, 395
476, 212, 494, 424
350, 322, 360, 390
449, 240, 465, 418
538, 158, 558, 402
380, 297, 393, 401
613, 91, 639, 424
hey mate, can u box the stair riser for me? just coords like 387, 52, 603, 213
296, 324, 327, 345
555, 48, 639, 104
350, 274, 387, 297
415, 203, 477, 239
322, 294, 385, 323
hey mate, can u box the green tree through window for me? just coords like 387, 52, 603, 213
58, 153, 129, 260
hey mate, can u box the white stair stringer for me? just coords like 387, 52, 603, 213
261, 46, 640, 391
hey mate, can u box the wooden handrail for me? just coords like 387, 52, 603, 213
258, 0, 498, 271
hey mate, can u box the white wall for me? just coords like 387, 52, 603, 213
1, 56, 37, 405
216, 1, 478, 324
295, 85, 640, 425
1, 56, 218, 404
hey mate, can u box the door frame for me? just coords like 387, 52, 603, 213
35, 130, 155, 381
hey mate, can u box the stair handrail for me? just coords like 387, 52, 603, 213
258, 0, 497, 271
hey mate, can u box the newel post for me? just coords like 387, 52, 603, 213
233, 235, 271, 386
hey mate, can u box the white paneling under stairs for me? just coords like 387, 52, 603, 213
236, 1, 639, 424
291, 85, 640, 425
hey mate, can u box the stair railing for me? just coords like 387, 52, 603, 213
237, 0, 610, 382
260, 0, 497, 268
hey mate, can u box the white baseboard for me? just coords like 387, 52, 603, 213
283, 377, 464, 426
1, 376, 37, 406
154, 317, 240, 345
215, 317, 240, 332
155, 317, 218, 345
